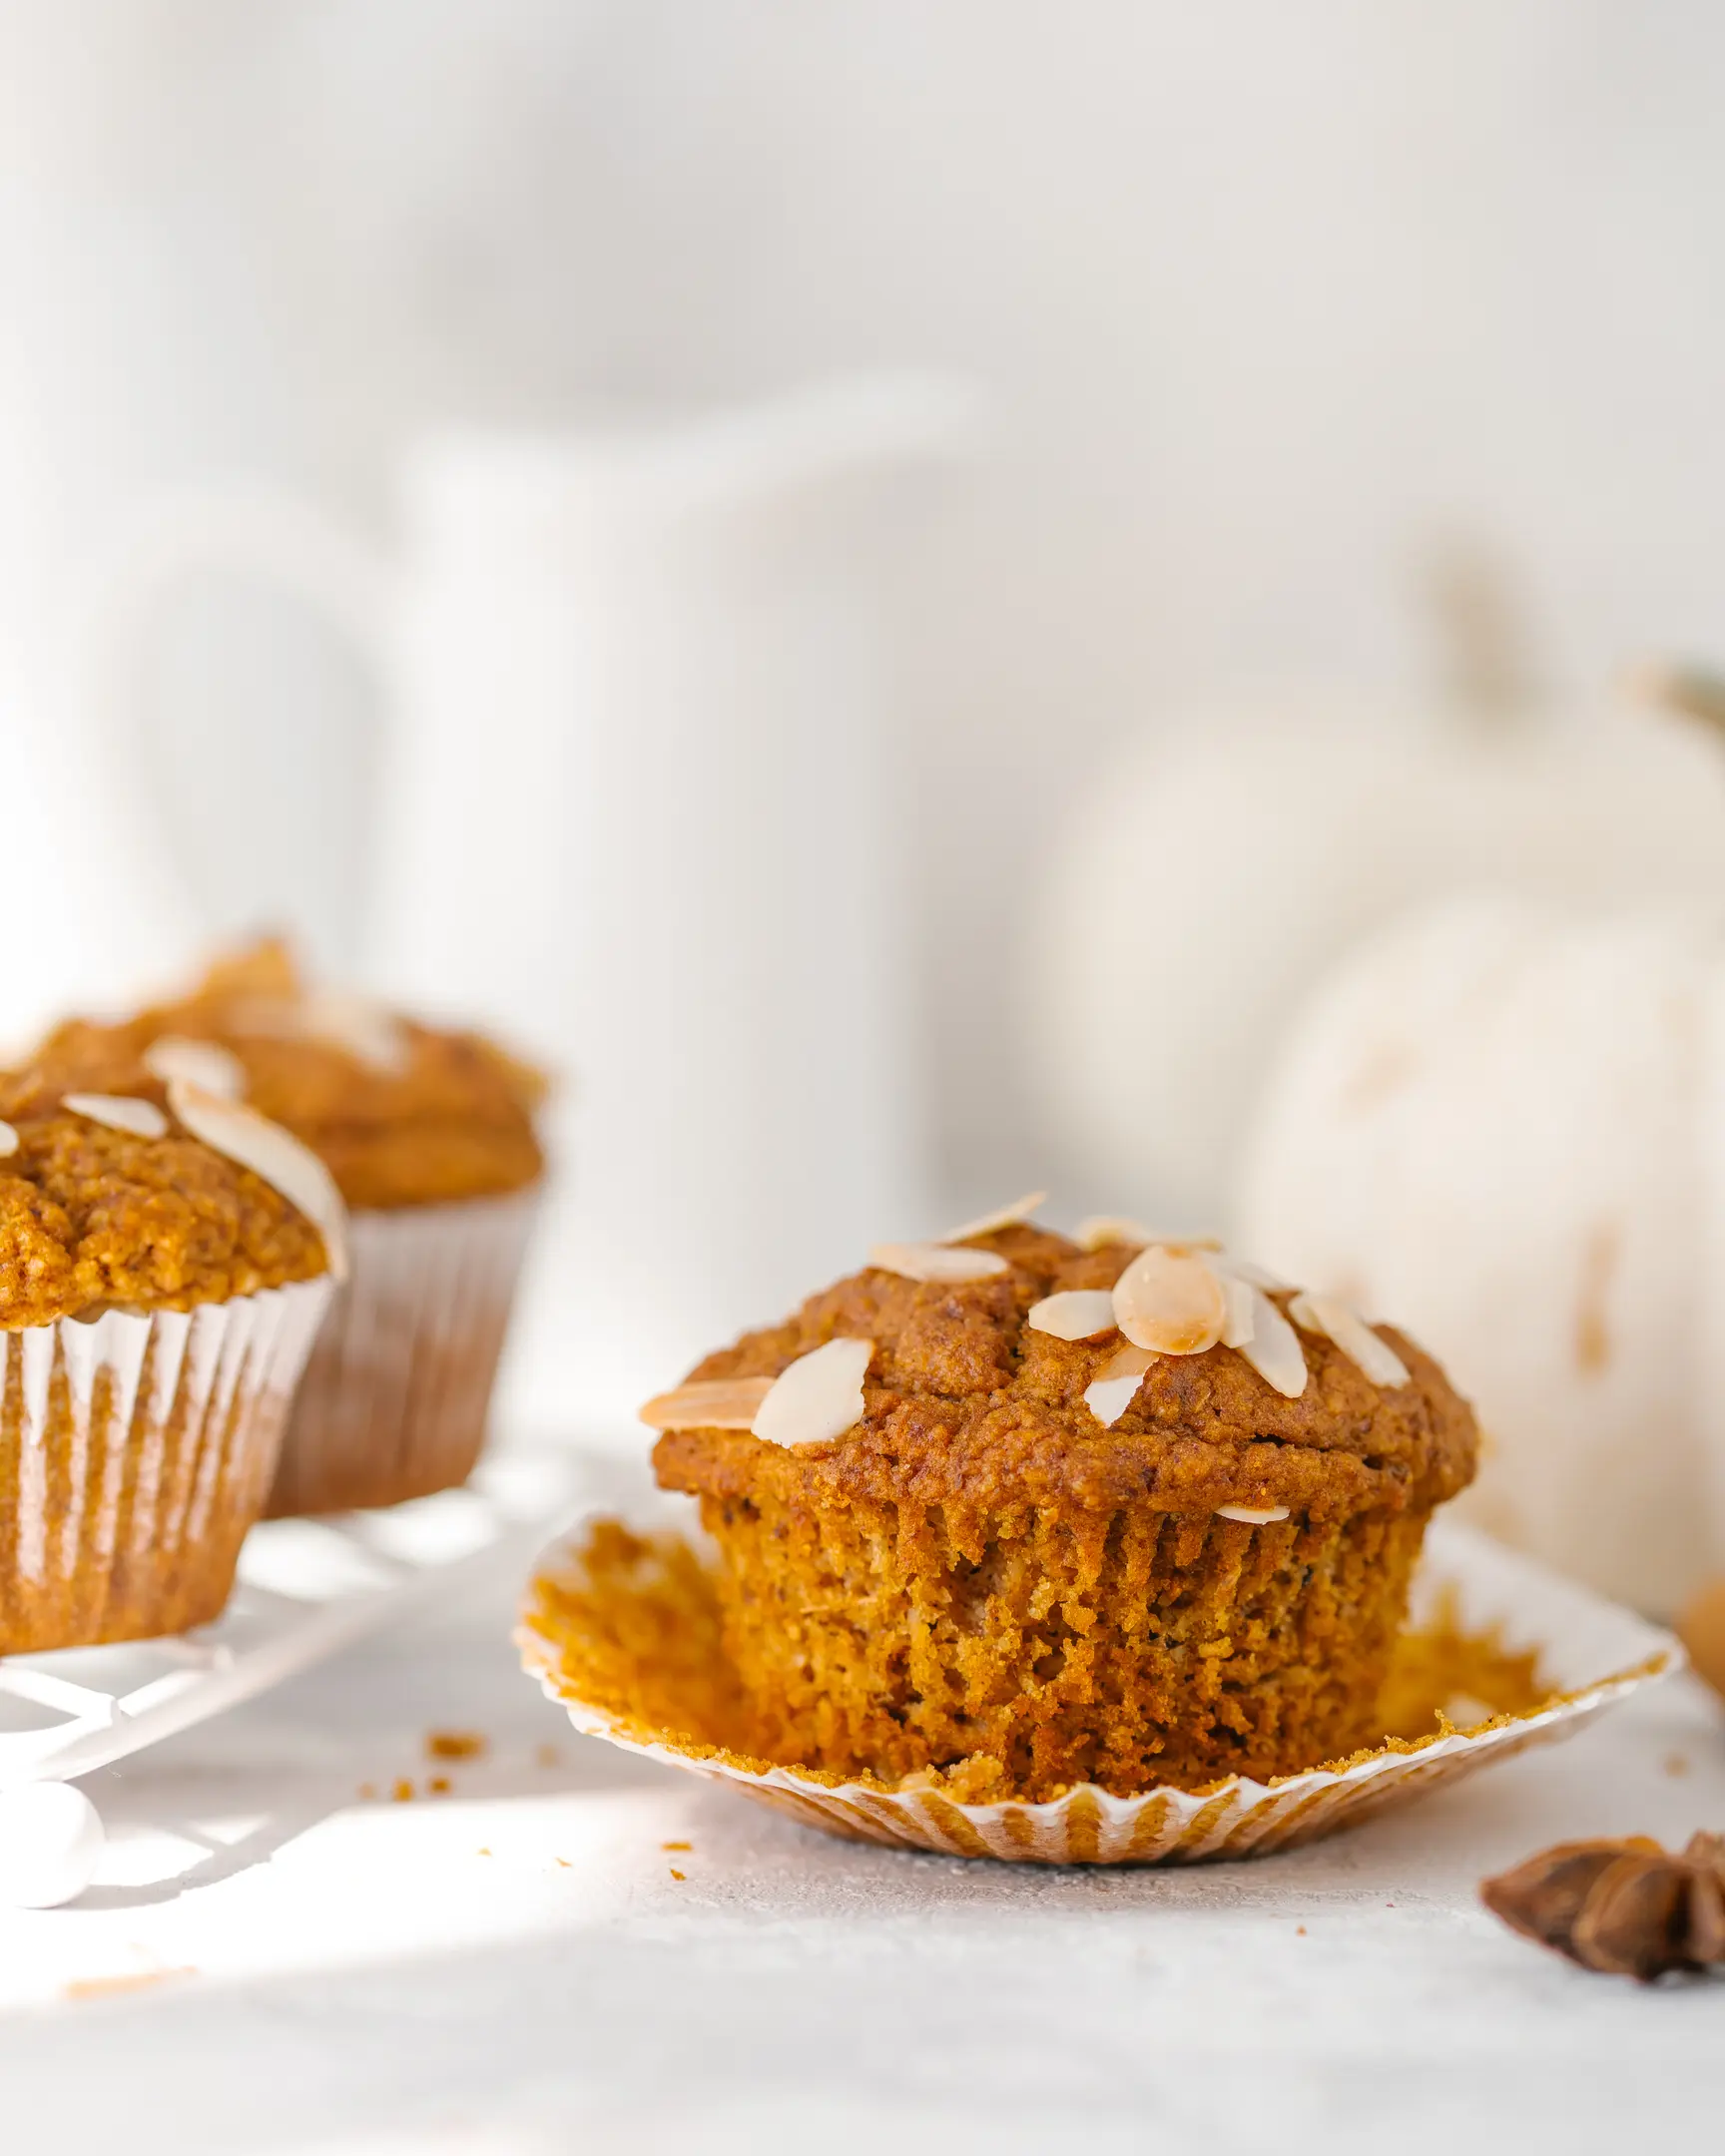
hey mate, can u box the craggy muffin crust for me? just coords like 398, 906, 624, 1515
654, 1223, 1479, 1798
655, 1225, 1476, 1524
32, 940, 544, 1212
0, 1066, 329, 1328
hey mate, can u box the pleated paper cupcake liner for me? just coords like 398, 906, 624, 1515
518, 1512, 1683, 1867
267, 1186, 539, 1517
0, 1276, 332, 1654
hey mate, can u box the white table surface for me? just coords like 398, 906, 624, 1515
2, 1452, 1721, 2156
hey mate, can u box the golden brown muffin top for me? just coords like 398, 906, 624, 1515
653, 1222, 1478, 1525
30, 940, 546, 1212
0, 1063, 331, 1328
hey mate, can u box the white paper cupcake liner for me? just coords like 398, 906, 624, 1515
518, 1514, 1683, 1867
0, 1276, 332, 1653
268, 1187, 539, 1516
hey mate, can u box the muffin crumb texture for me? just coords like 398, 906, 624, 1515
653, 1224, 1479, 1798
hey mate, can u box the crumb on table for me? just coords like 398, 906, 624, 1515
426, 1731, 489, 1762
662, 1840, 692, 1852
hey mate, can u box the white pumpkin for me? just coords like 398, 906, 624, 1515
1235, 892, 1725, 1616
1029, 685, 1725, 1221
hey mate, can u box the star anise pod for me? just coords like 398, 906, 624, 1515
1481, 1832, 1725, 1980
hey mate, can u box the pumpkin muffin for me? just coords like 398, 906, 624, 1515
647, 1203, 1479, 1799
31, 940, 545, 1515
0, 1061, 337, 1652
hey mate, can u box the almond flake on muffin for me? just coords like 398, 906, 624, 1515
1027, 1289, 1118, 1341
62, 1092, 170, 1140
60, 1095, 168, 1147
225, 985, 411, 1075
867, 1243, 1009, 1284
1075, 1216, 1221, 1253
751, 1338, 873, 1448
143, 1035, 247, 1099
1082, 1341, 1156, 1425
640, 1378, 776, 1431
939, 1191, 1047, 1242
1113, 1245, 1228, 1354
1237, 1288, 1309, 1398
1289, 1293, 1411, 1387
169, 1079, 350, 1283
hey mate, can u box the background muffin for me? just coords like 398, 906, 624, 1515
0, 1063, 335, 1651
649, 1214, 1478, 1799
32, 939, 544, 1515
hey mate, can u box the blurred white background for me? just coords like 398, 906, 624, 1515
6, 0, 1725, 1423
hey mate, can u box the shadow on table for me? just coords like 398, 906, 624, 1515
75, 1728, 676, 1910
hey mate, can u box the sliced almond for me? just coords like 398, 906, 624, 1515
1075, 1215, 1154, 1251
143, 1035, 246, 1101
1096, 1341, 1156, 1382
1113, 1246, 1227, 1354
1237, 1288, 1308, 1398
752, 1337, 873, 1448
63, 1092, 170, 1141
0, 1119, 18, 1158
1075, 1216, 1224, 1254
1215, 1503, 1292, 1525
1083, 1341, 1156, 1427
940, 1190, 1047, 1242
868, 1242, 1009, 1285
1026, 1289, 1118, 1342
1288, 1293, 1411, 1387
1215, 1267, 1256, 1349
168, 1079, 350, 1283
304, 988, 412, 1074
1208, 1249, 1289, 1292
226, 988, 410, 1074
638, 1377, 775, 1431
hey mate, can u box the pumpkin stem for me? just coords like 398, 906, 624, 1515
1630, 662, 1725, 740
1421, 541, 1536, 727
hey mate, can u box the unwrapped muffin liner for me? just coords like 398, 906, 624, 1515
519, 1513, 1683, 1866
268, 1187, 539, 1516
0, 1277, 332, 1653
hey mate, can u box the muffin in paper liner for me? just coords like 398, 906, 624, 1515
267, 1188, 539, 1517
0, 1277, 331, 1654
517, 1512, 1682, 1866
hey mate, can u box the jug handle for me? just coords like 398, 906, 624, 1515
65, 486, 398, 908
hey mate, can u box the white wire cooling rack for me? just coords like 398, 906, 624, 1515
0, 1447, 588, 1802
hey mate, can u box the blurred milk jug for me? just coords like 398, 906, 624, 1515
80, 380, 975, 1432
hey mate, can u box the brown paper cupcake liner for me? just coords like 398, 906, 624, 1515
267, 1187, 539, 1517
0, 1277, 332, 1654
518, 1512, 1682, 1866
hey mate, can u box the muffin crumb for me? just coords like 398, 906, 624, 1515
426, 1730, 488, 1762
